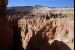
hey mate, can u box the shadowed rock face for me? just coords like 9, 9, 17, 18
18, 17, 74, 50
0, 0, 13, 50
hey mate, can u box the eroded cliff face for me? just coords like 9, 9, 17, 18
6, 8, 74, 50
18, 17, 74, 50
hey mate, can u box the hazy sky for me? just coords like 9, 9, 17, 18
7, 0, 74, 7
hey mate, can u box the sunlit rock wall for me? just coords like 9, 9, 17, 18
18, 17, 74, 50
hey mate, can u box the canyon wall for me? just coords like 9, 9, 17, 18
18, 17, 74, 50
6, 8, 74, 50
